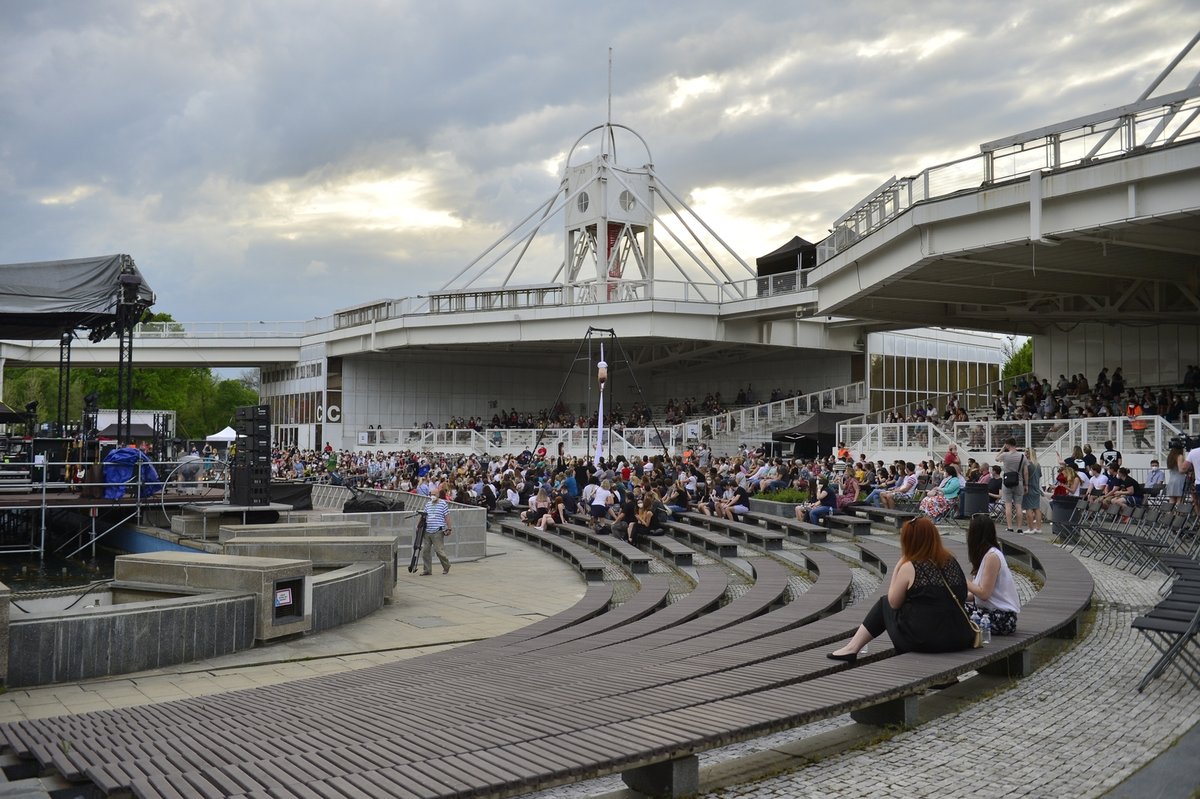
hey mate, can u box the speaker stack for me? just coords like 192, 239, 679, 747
231, 404, 271, 506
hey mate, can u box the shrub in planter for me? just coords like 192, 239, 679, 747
757, 488, 810, 504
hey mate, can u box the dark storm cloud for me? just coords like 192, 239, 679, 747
0, 0, 1196, 321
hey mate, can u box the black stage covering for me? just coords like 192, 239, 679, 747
270, 481, 314, 510
96, 423, 158, 439
0, 254, 155, 340
756, 235, 816, 276
0, 401, 25, 423
772, 411, 859, 459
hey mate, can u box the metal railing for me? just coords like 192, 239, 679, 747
356, 426, 675, 458
668, 382, 866, 443
0, 457, 230, 560
840, 416, 1185, 465
818, 89, 1200, 265
133, 321, 311, 338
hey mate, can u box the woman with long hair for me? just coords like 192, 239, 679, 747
828, 518, 975, 660
1166, 445, 1188, 508
965, 515, 1020, 635
1021, 448, 1044, 533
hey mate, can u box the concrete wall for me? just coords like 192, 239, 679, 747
1035, 323, 1200, 389
114, 552, 312, 641
217, 520, 371, 544
8, 591, 256, 687
223, 537, 399, 586
339, 348, 855, 433
311, 563, 390, 633
312, 485, 488, 561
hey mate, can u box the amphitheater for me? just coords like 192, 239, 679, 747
1, 33, 1200, 799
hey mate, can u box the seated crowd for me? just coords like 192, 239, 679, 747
882, 366, 1198, 428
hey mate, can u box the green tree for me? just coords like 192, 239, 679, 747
2, 311, 259, 438
1002, 338, 1033, 381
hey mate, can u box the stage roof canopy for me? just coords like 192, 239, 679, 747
0, 254, 155, 340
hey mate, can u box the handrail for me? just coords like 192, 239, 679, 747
356, 426, 676, 458
817, 90, 1200, 265
668, 381, 867, 443
838, 416, 1185, 468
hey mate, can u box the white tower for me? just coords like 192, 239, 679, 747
562, 125, 655, 303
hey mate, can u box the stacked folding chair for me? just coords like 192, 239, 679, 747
1132, 576, 1200, 692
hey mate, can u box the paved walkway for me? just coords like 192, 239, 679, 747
2, 529, 1197, 799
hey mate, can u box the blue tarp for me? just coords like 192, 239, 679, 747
102, 447, 162, 500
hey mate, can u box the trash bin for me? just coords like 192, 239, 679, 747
1050, 494, 1081, 543
960, 481, 990, 518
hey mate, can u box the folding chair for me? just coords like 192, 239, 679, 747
1132, 600, 1200, 692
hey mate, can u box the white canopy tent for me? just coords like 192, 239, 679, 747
205, 426, 237, 442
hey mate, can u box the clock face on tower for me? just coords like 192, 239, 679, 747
619, 190, 636, 211
577, 192, 590, 213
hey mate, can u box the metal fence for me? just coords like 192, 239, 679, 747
840, 416, 1187, 465
818, 90, 1200, 265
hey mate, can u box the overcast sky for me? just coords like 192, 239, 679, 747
1, 1, 1197, 323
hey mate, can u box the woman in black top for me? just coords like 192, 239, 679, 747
829, 517, 975, 660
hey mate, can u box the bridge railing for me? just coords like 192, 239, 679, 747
357, 426, 676, 458
817, 88, 1200, 265
668, 382, 866, 443
134, 321, 312, 338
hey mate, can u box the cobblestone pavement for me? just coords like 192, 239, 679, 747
529, 545, 1198, 799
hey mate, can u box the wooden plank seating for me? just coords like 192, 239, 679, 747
496, 573, 673, 654
679, 511, 785, 550
496, 519, 605, 582
643, 533, 694, 566
0, 529, 1092, 799
742, 510, 828, 545
661, 519, 739, 558
555, 521, 653, 575
845, 503, 920, 530
823, 513, 873, 537
527, 567, 730, 656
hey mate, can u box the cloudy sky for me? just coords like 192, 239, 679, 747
1, 1, 1197, 323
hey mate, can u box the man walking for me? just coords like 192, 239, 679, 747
421, 485, 453, 575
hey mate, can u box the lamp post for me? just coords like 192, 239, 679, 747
594, 345, 607, 466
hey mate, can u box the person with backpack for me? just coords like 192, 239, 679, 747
998, 438, 1029, 535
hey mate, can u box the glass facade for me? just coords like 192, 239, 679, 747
867, 332, 1004, 414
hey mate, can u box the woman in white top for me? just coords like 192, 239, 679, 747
964, 515, 1020, 635
590, 479, 614, 529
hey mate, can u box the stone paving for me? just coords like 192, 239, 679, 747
528, 533, 1198, 799
699, 551, 1200, 799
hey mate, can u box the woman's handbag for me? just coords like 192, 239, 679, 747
938, 568, 983, 648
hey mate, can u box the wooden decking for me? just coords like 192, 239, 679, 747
0, 511, 1093, 799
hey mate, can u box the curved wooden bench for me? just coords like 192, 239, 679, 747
678, 511, 786, 550
497, 519, 606, 582
555, 521, 654, 574
642, 533, 695, 566
662, 519, 739, 558
742, 510, 828, 544
0, 533, 1091, 799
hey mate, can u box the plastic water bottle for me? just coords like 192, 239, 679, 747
980, 614, 992, 645
970, 609, 981, 628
